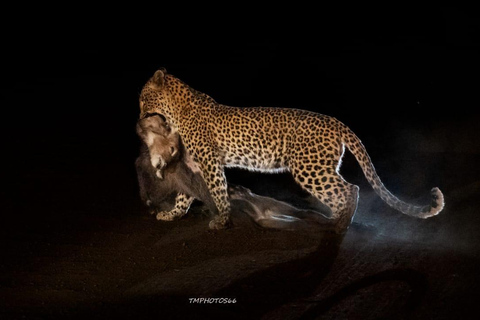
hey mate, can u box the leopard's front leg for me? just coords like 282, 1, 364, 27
198, 159, 232, 230
155, 193, 194, 221
182, 128, 232, 229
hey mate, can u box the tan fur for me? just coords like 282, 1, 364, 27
138, 69, 444, 230
136, 115, 179, 179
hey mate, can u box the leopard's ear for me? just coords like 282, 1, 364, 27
150, 68, 167, 90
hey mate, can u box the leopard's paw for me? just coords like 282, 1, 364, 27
156, 207, 188, 221
208, 215, 232, 230
156, 211, 177, 221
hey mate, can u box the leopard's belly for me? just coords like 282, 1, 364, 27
224, 151, 289, 173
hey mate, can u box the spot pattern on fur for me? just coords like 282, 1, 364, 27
138, 69, 444, 230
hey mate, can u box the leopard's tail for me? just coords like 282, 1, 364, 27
341, 124, 444, 218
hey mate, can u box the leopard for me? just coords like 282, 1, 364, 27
138, 68, 445, 231
136, 113, 340, 231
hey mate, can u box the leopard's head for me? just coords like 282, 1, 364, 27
139, 68, 173, 119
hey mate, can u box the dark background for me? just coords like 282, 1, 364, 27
1, 6, 480, 319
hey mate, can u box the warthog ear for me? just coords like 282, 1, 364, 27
135, 121, 146, 138
150, 68, 166, 90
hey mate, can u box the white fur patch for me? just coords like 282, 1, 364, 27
150, 155, 165, 172
145, 132, 156, 147
225, 163, 289, 174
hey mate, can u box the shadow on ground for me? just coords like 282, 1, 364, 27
1, 119, 480, 320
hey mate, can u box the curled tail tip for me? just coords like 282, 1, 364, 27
433, 187, 445, 211
418, 187, 445, 219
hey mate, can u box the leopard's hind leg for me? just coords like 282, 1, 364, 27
290, 160, 359, 233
